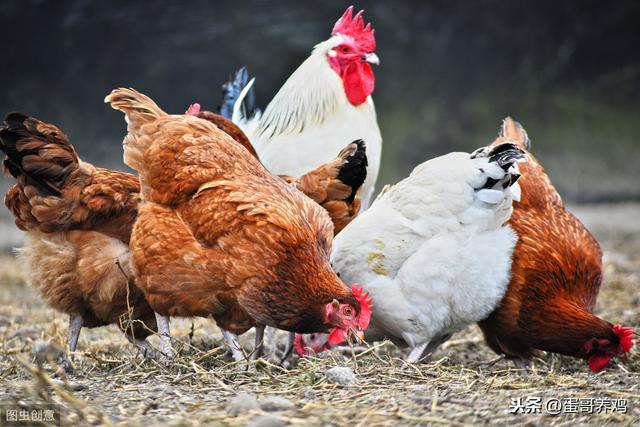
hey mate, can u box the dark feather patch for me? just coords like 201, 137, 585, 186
487, 142, 525, 171
336, 139, 368, 203
0, 112, 78, 196
480, 142, 525, 190
218, 66, 258, 121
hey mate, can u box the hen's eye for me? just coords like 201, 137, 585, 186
339, 46, 350, 53
343, 307, 354, 316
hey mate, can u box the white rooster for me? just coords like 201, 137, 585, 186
229, 6, 382, 208
295, 142, 525, 362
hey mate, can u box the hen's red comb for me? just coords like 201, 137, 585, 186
613, 324, 634, 353
332, 6, 376, 52
352, 284, 373, 330
185, 103, 201, 115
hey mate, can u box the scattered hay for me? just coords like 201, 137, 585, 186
0, 206, 639, 426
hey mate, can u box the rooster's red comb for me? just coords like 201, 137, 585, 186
352, 284, 373, 330
185, 103, 201, 116
332, 6, 376, 52
613, 324, 634, 353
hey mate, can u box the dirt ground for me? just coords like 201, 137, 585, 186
0, 203, 639, 426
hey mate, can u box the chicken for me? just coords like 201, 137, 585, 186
187, 103, 368, 235
105, 88, 372, 361
191, 103, 367, 356
0, 113, 157, 371
232, 6, 382, 208
478, 118, 634, 372
295, 142, 525, 362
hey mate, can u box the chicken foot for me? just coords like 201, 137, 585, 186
133, 338, 161, 359
511, 357, 534, 374
221, 329, 244, 362
279, 332, 296, 365
59, 314, 83, 374
406, 333, 453, 364
251, 325, 265, 361
155, 312, 175, 359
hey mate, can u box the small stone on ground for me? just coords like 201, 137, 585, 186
227, 392, 260, 416
246, 415, 288, 427
325, 366, 357, 384
260, 396, 294, 411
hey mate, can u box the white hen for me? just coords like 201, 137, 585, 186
296, 142, 525, 362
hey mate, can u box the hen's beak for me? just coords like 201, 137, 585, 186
363, 52, 380, 65
347, 327, 365, 343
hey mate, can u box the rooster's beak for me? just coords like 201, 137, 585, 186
363, 53, 380, 65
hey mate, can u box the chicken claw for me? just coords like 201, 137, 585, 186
133, 339, 161, 360
279, 332, 296, 366
405, 333, 453, 364
59, 314, 84, 374
221, 329, 244, 362
251, 325, 265, 361
154, 312, 175, 359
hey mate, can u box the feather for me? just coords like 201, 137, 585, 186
217, 67, 259, 123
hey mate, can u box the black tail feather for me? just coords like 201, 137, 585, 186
0, 113, 77, 196
473, 142, 525, 190
487, 142, 525, 172
0, 112, 29, 178
337, 139, 368, 203
218, 66, 257, 120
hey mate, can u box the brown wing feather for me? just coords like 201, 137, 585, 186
1, 113, 141, 239
196, 110, 258, 158
288, 140, 367, 234
187, 109, 367, 236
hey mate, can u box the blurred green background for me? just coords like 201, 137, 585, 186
1, 0, 639, 202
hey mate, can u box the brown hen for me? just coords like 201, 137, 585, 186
105, 88, 372, 361
478, 118, 634, 372
0, 113, 157, 372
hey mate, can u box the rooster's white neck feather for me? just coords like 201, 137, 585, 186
254, 36, 348, 140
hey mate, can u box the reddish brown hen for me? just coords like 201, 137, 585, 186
478, 118, 634, 372
0, 113, 157, 372
105, 88, 372, 361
